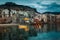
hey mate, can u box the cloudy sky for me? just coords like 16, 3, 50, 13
0, 0, 60, 13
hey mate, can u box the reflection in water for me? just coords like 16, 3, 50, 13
28, 32, 60, 40
41, 23, 60, 32
0, 24, 60, 40
28, 23, 60, 40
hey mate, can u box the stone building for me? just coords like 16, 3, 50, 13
0, 2, 37, 24
43, 12, 60, 32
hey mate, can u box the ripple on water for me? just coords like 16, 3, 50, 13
28, 32, 60, 40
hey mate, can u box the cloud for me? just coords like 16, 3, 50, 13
17, 3, 47, 9
0, 0, 60, 13
41, 0, 60, 5
41, 1, 55, 5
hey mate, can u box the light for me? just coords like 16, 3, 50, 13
18, 25, 29, 31
23, 18, 29, 21
25, 20, 30, 23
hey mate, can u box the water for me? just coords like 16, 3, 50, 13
28, 32, 60, 40
0, 23, 60, 40
28, 23, 60, 40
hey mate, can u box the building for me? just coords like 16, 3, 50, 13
43, 12, 60, 31
0, 2, 38, 24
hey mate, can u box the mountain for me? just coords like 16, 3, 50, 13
0, 2, 37, 12
43, 12, 60, 15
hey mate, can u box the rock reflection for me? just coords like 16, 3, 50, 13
28, 23, 60, 40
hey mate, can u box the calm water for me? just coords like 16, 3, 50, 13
28, 32, 60, 40
28, 23, 60, 40
1, 24, 60, 40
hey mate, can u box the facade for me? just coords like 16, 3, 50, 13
56, 15, 60, 23
0, 2, 37, 24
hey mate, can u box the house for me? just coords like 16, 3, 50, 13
0, 2, 38, 24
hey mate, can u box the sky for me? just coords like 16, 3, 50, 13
0, 0, 60, 13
